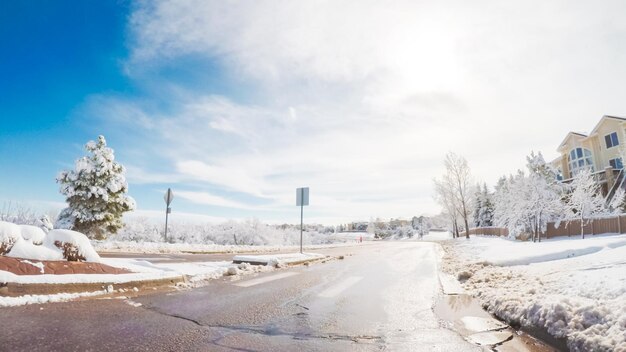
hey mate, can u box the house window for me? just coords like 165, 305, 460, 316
609, 157, 623, 169
568, 147, 594, 177
605, 132, 619, 149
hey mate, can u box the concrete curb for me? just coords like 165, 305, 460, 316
0, 276, 186, 297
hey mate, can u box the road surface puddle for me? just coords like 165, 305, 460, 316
434, 293, 563, 351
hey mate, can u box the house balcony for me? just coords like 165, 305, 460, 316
560, 167, 623, 196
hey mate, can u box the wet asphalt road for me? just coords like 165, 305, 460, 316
0, 242, 481, 352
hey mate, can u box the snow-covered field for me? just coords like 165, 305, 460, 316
94, 240, 363, 254
441, 234, 626, 351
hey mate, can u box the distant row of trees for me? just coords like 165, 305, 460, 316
434, 151, 625, 241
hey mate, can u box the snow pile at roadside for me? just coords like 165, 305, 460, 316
94, 240, 358, 254
0, 265, 181, 285
233, 252, 326, 266
100, 258, 237, 283
0, 290, 108, 307
442, 235, 626, 351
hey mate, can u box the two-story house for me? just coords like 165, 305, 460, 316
550, 115, 626, 196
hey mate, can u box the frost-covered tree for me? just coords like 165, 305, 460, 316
434, 175, 462, 238
412, 216, 429, 238
493, 152, 566, 241
56, 136, 136, 239
608, 187, 625, 213
443, 152, 474, 239
524, 151, 566, 242
566, 168, 609, 239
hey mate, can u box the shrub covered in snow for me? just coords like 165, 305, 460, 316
0, 221, 101, 263
44, 229, 101, 262
0, 202, 40, 226
6, 238, 64, 261
0, 221, 22, 255
110, 217, 337, 246
56, 135, 135, 240
19, 225, 46, 245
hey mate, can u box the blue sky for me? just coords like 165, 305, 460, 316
2, 1, 626, 225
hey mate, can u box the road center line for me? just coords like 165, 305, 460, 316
234, 272, 299, 287
318, 276, 363, 298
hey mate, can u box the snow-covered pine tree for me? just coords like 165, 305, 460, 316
56, 136, 136, 239
480, 183, 494, 227
473, 183, 494, 227
472, 185, 483, 227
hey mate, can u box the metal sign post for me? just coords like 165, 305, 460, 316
164, 188, 174, 242
296, 187, 309, 253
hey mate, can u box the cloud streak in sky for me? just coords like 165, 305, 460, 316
80, 0, 626, 223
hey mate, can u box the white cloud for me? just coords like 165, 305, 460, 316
174, 190, 252, 209
84, 0, 626, 223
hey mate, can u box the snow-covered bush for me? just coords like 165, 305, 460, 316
0, 221, 22, 255
6, 237, 64, 261
56, 135, 136, 239
19, 225, 46, 245
0, 220, 100, 262
109, 218, 334, 246
37, 215, 54, 233
0, 202, 39, 225
44, 229, 101, 262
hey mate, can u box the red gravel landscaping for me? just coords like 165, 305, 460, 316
0, 256, 131, 275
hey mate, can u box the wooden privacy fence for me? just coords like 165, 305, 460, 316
464, 214, 626, 239
465, 227, 509, 237
546, 215, 626, 238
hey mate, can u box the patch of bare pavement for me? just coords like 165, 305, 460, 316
1, 241, 559, 351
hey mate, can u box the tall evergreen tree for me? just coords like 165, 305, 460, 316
56, 136, 136, 239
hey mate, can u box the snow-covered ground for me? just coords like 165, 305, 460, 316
1, 249, 328, 307
442, 234, 626, 351
94, 240, 364, 254
0, 257, 279, 307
